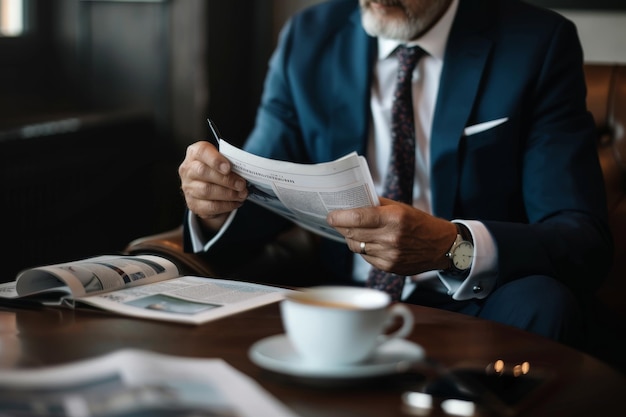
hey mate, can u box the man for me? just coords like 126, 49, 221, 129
178, 0, 612, 346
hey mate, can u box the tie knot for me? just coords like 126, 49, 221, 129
396, 45, 425, 78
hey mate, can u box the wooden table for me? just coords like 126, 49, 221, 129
1, 302, 624, 416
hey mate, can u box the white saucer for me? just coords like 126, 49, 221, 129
248, 334, 425, 379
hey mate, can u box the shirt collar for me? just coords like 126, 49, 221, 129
377, 0, 458, 62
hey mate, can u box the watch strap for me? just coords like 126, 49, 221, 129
455, 223, 473, 245
442, 223, 473, 276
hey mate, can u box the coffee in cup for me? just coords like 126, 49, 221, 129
280, 286, 414, 366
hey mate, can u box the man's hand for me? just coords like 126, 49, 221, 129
178, 141, 248, 231
327, 198, 457, 275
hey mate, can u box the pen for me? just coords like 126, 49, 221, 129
207, 118, 222, 148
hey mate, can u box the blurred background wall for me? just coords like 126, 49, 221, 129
0, 0, 623, 280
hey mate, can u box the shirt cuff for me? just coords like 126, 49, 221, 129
187, 209, 238, 253
437, 220, 498, 300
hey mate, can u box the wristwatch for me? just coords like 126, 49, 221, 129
443, 223, 474, 276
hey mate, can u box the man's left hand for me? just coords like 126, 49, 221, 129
326, 197, 456, 275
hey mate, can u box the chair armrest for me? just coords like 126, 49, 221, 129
123, 226, 217, 277
123, 224, 323, 286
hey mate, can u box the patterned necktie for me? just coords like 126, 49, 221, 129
366, 45, 426, 301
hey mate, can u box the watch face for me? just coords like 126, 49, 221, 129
453, 241, 473, 270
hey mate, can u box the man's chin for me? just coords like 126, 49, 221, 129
361, 9, 413, 41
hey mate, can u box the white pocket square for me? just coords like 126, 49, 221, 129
463, 117, 508, 136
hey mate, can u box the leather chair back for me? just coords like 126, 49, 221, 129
585, 64, 626, 318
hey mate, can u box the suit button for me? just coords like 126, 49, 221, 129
472, 284, 482, 294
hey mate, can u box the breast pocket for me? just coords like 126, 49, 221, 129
463, 117, 508, 137
458, 116, 525, 220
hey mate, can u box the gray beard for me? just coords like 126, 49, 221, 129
360, 9, 420, 41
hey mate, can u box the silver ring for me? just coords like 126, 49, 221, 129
360, 241, 367, 255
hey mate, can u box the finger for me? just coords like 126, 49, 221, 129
183, 176, 246, 220
345, 238, 381, 259
326, 206, 382, 229
180, 142, 247, 192
334, 226, 375, 246
187, 197, 244, 220
346, 238, 365, 255
358, 240, 368, 255
184, 178, 247, 203
188, 140, 231, 175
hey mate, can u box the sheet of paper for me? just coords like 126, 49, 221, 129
220, 140, 379, 243
78, 276, 292, 325
0, 349, 300, 417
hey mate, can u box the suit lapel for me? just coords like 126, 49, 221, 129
430, 0, 494, 218
324, 0, 495, 219
327, 8, 376, 159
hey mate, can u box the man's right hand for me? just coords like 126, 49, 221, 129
178, 141, 248, 231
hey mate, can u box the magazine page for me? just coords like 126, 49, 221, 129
0, 349, 300, 417
219, 140, 379, 243
0, 255, 180, 306
77, 276, 292, 325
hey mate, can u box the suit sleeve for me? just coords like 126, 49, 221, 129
182, 19, 303, 256
483, 18, 612, 295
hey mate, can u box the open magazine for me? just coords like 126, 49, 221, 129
0, 254, 290, 325
0, 349, 299, 417
218, 139, 379, 243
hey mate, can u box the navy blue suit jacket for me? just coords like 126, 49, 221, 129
191, 0, 612, 296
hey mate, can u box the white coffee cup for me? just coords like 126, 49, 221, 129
280, 286, 414, 366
